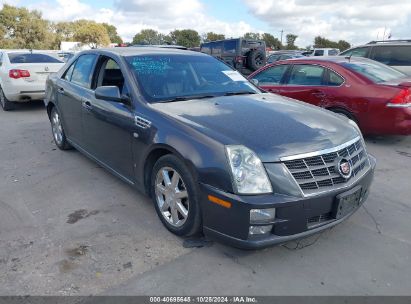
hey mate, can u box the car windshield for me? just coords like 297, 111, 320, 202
342, 60, 406, 83
125, 54, 260, 102
8, 53, 63, 64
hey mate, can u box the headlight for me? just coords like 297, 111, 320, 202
348, 119, 367, 145
348, 119, 362, 136
226, 145, 273, 194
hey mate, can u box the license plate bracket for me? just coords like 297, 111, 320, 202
332, 186, 363, 220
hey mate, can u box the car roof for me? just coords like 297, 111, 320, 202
365, 40, 411, 46
269, 50, 303, 54
276, 56, 375, 64
79, 47, 207, 57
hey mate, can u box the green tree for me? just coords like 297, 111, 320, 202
337, 40, 351, 51
261, 33, 282, 50
102, 23, 123, 44
243, 32, 261, 40
168, 29, 200, 48
0, 4, 53, 49
286, 34, 298, 50
132, 29, 165, 45
73, 20, 110, 48
204, 32, 225, 42
314, 36, 351, 51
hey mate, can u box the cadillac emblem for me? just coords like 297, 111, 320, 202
336, 158, 352, 179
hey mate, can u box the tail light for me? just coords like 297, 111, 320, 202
387, 88, 411, 108
9, 69, 31, 79
235, 56, 244, 64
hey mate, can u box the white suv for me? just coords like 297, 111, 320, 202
0, 50, 65, 111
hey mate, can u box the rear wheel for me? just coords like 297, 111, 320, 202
0, 86, 14, 111
151, 155, 202, 237
50, 107, 72, 150
330, 108, 358, 124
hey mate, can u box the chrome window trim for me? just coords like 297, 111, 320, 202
283, 63, 346, 88
280, 136, 361, 161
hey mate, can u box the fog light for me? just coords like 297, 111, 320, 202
250, 208, 276, 224
249, 225, 273, 236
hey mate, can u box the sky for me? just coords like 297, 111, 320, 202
2, 0, 411, 47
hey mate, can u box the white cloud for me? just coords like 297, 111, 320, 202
27, 0, 257, 42
244, 0, 411, 47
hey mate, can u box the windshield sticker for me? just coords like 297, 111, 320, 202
130, 57, 171, 75
222, 70, 246, 82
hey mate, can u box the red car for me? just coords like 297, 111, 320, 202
249, 57, 411, 135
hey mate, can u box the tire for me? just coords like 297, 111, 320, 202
151, 154, 202, 237
50, 106, 72, 150
247, 49, 266, 71
0, 86, 14, 111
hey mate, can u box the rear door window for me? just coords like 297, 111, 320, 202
253, 65, 289, 85
211, 42, 223, 56
371, 46, 411, 66
70, 54, 97, 89
267, 55, 280, 63
328, 49, 339, 56
223, 40, 237, 54
63, 62, 75, 81
327, 70, 344, 86
288, 65, 325, 85
341, 47, 369, 58
8, 53, 63, 63
314, 50, 324, 56
200, 43, 211, 54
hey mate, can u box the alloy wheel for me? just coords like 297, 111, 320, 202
51, 110, 64, 145
155, 167, 190, 227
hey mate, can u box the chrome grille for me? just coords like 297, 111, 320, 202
283, 138, 369, 196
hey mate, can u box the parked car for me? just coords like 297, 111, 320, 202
0, 50, 65, 111
339, 40, 411, 75
267, 51, 305, 64
306, 48, 340, 56
45, 48, 375, 249
57, 52, 75, 62
249, 57, 411, 135
200, 38, 267, 75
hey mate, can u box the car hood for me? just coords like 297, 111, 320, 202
150, 94, 359, 162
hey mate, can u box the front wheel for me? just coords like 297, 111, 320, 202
151, 155, 202, 237
50, 107, 72, 150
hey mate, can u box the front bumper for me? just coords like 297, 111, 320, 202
201, 155, 376, 249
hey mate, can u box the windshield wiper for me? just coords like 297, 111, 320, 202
222, 91, 257, 96
160, 95, 217, 103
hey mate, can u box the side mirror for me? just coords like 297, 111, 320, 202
95, 86, 122, 102
251, 78, 259, 86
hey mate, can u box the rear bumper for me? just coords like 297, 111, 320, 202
201, 155, 376, 249
366, 105, 411, 135
2, 81, 46, 102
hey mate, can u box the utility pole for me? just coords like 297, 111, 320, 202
280, 30, 284, 45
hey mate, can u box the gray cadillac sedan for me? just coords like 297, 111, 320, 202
45, 47, 376, 249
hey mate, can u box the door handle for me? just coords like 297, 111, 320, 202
267, 88, 280, 93
311, 90, 326, 98
81, 98, 92, 110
